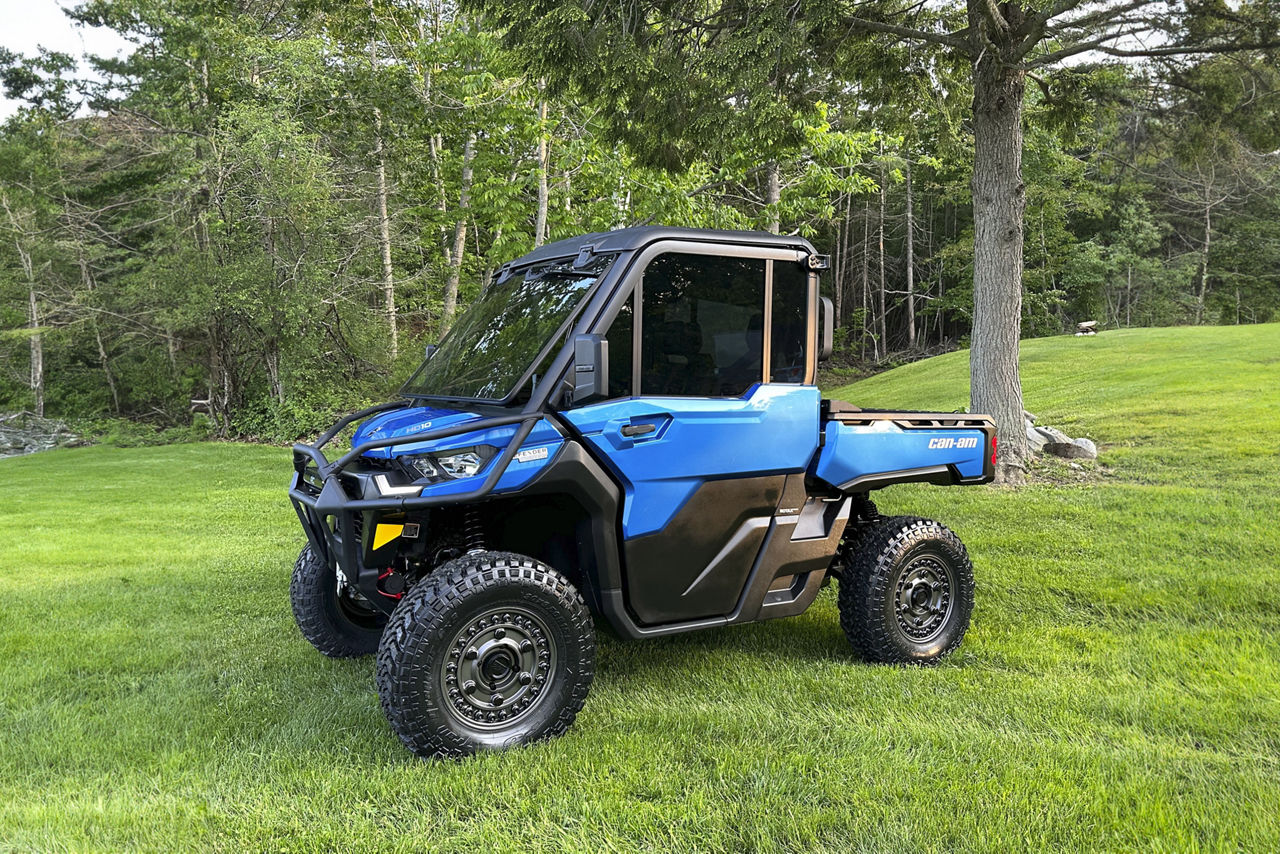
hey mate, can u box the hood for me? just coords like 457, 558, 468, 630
350, 404, 486, 459
349, 404, 566, 466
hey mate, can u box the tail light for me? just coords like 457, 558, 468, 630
990, 435, 998, 467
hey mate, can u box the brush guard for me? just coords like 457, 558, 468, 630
288, 399, 544, 614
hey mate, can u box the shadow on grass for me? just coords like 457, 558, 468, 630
592, 601, 858, 683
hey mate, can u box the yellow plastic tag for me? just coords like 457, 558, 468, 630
372, 523, 404, 550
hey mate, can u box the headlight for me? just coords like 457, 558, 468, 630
435, 449, 486, 478
405, 446, 496, 482
407, 455, 442, 480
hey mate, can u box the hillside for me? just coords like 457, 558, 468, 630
1, 325, 1277, 851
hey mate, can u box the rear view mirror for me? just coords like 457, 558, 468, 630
572, 334, 609, 403
818, 297, 834, 362
424, 343, 438, 360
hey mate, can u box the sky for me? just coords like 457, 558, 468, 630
0, 0, 132, 119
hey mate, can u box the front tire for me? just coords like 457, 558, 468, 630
290, 544, 387, 657
376, 551, 595, 759
838, 516, 975, 664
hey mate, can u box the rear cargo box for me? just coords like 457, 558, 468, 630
811, 401, 996, 492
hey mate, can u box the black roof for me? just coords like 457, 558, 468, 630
510, 226, 819, 268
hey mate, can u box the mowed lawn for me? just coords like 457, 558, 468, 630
1, 324, 1278, 852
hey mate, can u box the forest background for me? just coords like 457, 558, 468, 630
2, 0, 1277, 445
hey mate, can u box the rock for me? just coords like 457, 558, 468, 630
1043, 441, 1095, 460
0, 411, 82, 457
1026, 424, 1048, 453
1072, 437, 1097, 459
1035, 425, 1072, 445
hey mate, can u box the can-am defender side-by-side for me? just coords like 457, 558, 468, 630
288, 227, 995, 758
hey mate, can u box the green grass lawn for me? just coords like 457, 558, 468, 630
2, 324, 1278, 852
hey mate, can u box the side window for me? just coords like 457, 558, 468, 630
770, 262, 809, 383
640, 253, 766, 397
605, 290, 634, 398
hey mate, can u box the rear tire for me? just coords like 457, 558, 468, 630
838, 516, 974, 664
290, 544, 387, 658
376, 551, 595, 759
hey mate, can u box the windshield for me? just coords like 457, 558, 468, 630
401, 254, 614, 401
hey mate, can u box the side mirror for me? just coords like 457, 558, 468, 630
424, 344, 438, 360
572, 333, 609, 403
818, 297, 834, 362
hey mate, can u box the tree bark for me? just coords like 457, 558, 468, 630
861, 200, 870, 361
373, 109, 398, 360
1126, 264, 1132, 327
904, 158, 916, 349
4, 195, 43, 418
534, 87, 550, 247
368, 0, 397, 359
1196, 200, 1211, 324
969, 34, 1029, 484
28, 286, 44, 419
442, 132, 477, 330
876, 160, 887, 360
834, 194, 850, 326
765, 160, 781, 233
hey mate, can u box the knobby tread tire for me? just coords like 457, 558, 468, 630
376, 551, 595, 759
838, 516, 974, 665
290, 544, 386, 658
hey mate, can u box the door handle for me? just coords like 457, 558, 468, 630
620, 423, 656, 438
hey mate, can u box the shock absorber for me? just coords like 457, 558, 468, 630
463, 507, 486, 553
850, 493, 880, 523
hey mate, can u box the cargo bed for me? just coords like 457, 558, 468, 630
812, 400, 997, 492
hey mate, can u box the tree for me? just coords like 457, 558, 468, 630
470, 0, 1280, 482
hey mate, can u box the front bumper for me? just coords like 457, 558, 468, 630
288, 400, 545, 613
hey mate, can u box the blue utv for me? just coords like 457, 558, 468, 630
288, 227, 996, 758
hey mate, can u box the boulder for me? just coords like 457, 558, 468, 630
1043, 441, 1096, 460
1026, 424, 1048, 453
1035, 425, 1072, 445
1072, 437, 1098, 458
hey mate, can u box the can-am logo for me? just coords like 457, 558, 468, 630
929, 437, 979, 450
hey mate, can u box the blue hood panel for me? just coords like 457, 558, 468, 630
350, 404, 565, 496
352, 405, 481, 455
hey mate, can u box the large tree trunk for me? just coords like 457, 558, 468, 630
442, 133, 477, 330
969, 41, 1029, 484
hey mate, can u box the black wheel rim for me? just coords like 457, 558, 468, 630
892, 552, 955, 643
439, 607, 556, 730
